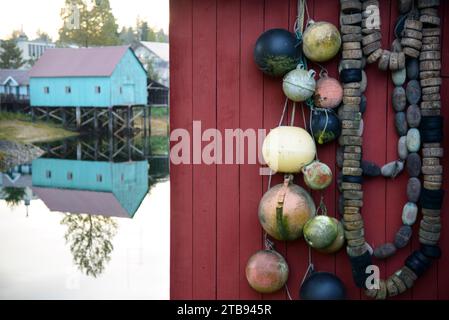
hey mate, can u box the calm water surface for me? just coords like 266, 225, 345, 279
0, 136, 170, 299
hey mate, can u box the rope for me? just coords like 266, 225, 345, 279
290, 102, 296, 126
315, 195, 328, 216
278, 97, 289, 127
300, 246, 314, 286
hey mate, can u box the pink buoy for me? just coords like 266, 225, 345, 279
314, 75, 343, 109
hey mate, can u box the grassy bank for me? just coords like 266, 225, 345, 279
132, 107, 169, 155
0, 112, 78, 144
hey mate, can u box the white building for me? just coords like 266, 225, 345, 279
16, 39, 56, 69
134, 41, 169, 87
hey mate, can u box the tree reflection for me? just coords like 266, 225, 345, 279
61, 214, 118, 277
3, 187, 26, 208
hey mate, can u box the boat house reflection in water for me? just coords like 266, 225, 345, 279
24, 135, 168, 277
32, 158, 149, 218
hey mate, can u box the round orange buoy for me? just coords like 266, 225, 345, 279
246, 250, 289, 293
314, 75, 343, 109
258, 182, 316, 241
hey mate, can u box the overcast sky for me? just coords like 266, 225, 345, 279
0, 0, 169, 40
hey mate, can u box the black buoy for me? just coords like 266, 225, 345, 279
254, 28, 300, 77
300, 271, 347, 300
311, 109, 342, 145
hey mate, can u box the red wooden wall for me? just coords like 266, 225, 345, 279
170, 0, 449, 300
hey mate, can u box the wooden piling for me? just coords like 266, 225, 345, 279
76, 106, 81, 130
93, 108, 98, 132
108, 107, 113, 136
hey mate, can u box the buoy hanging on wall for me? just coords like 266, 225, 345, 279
316, 218, 345, 254
262, 126, 316, 173
254, 28, 301, 77
300, 271, 347, 300
246, 250, 289, 294
302, 161, 333, 190
310, 109, 342, 145
282, 65, 316, 102
302, 21, 342, 62
303, 215, 338, 249
314, 75, 343, 109
258, 182, 316, 241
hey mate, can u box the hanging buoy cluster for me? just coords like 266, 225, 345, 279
246, 3, 347, 299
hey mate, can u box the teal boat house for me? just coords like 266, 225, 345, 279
32, 158, 149, 218
28, 46, 149, 133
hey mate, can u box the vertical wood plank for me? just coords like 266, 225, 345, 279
170, 0, 194, 300
384, 0, 412, 300
192, 0, 217, 300
262, 0, 290, 300
438, 0, 449, 300
239, 0, 264, 300
308, 0, 338, 287
361, 0, 391, 300
284, 0, 314, 301
216, 0, 241, 299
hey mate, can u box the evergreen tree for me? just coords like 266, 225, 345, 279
119, 26, 138, 45
140, 21, 149, 41
155, 28, 168, 43
0, 39, 25, 69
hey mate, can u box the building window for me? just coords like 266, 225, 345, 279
95, 86, 101, 94
44, 87, 50, 94
119, 86, 123, 94
67, 172, 73, 180
96, 174, 103, 182
121, 174, 125, 183
65, 86, 71, 94
45, 170, 52, 179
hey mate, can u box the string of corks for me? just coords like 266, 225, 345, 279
338, 0, 443, 300
372, 1, 425, 261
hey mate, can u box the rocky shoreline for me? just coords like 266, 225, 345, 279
0, 140, 44, 171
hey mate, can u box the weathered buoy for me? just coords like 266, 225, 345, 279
303, 21, 342, 62
304, 216, 338, 249
303, 161, 333, 190
283, 65, 316, 102
317, 218, 345, 254
395, 112, 408, 136
362, 160, 381, 177
381, 160, 404, 178
407, 177, 422, 203
406, 128, 421, 152
314, 75, 343, 108
374, 243, 397, 260
402, 202, 418, 226
262, 126, 316, 173
258, 182, 316, 241
398, 136, 408, 160
392, 68, 407, 86
395, 225, 413, 248
300, 272, 346, 300
406, 80, 421, 105
311, 109, 342, 145
246, 250, 289, 293
254, 28, 301, 77
392, 86, 406, 112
